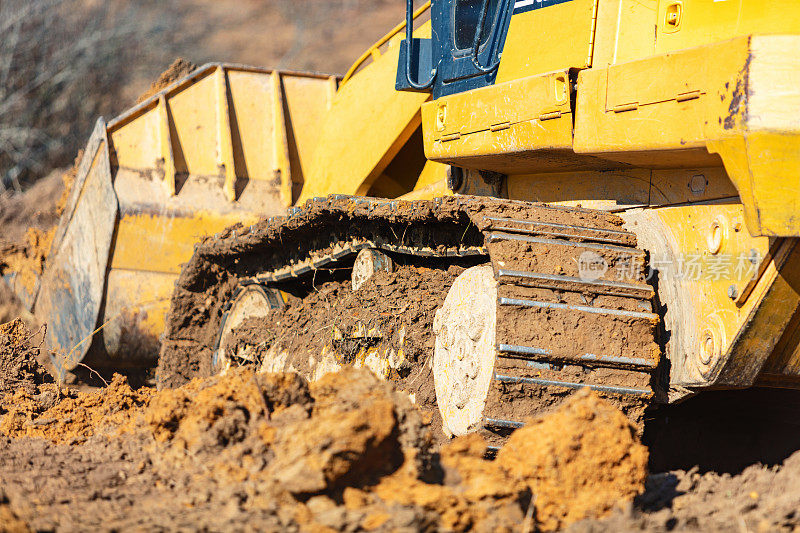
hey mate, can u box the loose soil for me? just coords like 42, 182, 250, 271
136, 58, 198, 104
0, 356, 646, 531
0, 319, 52, 397
4, 317, 800, 530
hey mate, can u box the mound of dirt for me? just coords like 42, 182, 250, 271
0, 366, 650, 530
1, 374, 152, 444
136, 58, 198, 104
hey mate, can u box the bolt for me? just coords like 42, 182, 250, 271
727, 284, 738, 299
700, 332, 715, 365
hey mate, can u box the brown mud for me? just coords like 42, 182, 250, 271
220, 262, 474, 443
5, 314, 800, 530
0, 354, 647, 532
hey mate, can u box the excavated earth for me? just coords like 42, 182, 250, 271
3, 319, 800, 531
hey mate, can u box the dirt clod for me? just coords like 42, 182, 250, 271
498, 388, 649, 531
0, 357, 652, 531
136, 58, 198, 104
1, 373, 151, 444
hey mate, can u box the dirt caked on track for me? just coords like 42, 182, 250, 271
157, 195, 660, 449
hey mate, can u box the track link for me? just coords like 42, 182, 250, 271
479, 212, 659, 441
158, 195, 661, 441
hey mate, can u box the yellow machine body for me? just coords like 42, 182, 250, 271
413, 0, 800, 394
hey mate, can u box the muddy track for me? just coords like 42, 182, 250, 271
157, 195, 662, 439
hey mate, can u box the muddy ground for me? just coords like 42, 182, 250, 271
1, 317, 649, 532
3, 319, 800, 531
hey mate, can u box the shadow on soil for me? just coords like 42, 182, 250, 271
644, 387, 800, 475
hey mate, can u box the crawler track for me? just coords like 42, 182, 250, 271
157, 195, 662, 439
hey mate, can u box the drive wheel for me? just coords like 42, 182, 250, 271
213, 283, 284, 375
433, 264, 497, 437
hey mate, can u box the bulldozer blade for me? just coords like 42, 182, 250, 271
33, 119, 119, 379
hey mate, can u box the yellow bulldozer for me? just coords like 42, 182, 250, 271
7, 0, 800, 439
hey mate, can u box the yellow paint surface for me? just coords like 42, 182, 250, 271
110, 210, 259, 274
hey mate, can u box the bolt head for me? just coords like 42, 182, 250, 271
727, 284, 738, 299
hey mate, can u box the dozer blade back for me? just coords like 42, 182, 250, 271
10, 64, 339, 378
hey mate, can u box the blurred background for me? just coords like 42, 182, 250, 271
0, 0, 411, 194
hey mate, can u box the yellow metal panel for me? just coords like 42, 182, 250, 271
508, 167, 737, 209
297, 23, 432, 202
225, 69, 276, 184
576, 38, 747, 156
432, 70, 570, 139
109, 104, 161, 174
102, 269, 175, 362
574, 37, 748, 159
508, 169, 651, 209
655, 0, 800, 55
109, 210, 259, 274
166, 72, 220, 177
423, 70, 578, 173
593, 0, 658, 66
282, 74, 338, 197
496, 0, 597, 83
